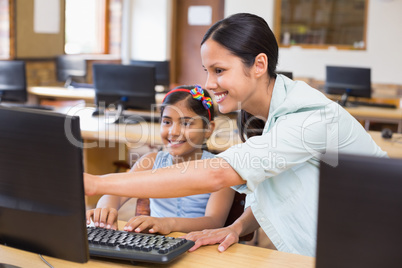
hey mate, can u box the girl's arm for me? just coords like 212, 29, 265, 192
86, 152, 158, 229
124, 187, 235, 234
169, 187, 235, 232
84, 158, 245, 198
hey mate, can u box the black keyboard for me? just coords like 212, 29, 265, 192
87, 227, 194, 264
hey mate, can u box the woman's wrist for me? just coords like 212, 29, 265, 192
229, 218, 245, 237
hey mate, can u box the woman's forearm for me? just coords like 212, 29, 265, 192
87, 158, 244, 199
231, 207, 260, 237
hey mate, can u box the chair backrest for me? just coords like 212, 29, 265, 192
224, 192, 254, 241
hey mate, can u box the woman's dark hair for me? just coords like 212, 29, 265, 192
201, 13, 278, 142
160, 85, 215, 127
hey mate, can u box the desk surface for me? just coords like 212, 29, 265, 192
344, 105, 402, 120
368, 131, 402, 159
28, 86, 166, 103
28, 86, 96, 101
0, 221, 315, 268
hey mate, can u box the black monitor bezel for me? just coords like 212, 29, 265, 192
0, 106, 89, 263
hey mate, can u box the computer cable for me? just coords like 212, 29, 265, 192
39, 254, 54, 268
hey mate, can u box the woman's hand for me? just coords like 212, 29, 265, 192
124, 216, 174, 235
86, 207, 118, 230
181, 226, 240, 252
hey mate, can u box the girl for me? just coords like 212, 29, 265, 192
85, 13, 386, 256
86, 85, 235, 234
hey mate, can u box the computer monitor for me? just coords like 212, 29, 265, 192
93, 63, 156, 123
0, 60, 27, 103
130, 60, 170, 90
0, 106, 89, 263
277, 71, 293, 79
316, 153, 402, 268
56, 55, 88, 87
325, 66, 371, 106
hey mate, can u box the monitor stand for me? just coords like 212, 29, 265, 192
339, 89, 351, 107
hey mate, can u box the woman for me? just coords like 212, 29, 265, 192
85, 13, 387, 256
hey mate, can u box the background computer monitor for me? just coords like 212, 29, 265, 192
130, 60, 170, 89
0, 106, 89, 263
0, 60, 27, 103
56, 55, 88, 86
93, 64, 156, 121
325, 65, 371, 106
277, 71, 293, 79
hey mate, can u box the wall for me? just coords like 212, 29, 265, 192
15, 0, 65, 59
225, 0, 402, 85
127, 0, 402, 85
128, 0, 170, 61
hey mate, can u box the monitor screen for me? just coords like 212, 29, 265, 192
56, 55, 87, 83
0, 60, 27, 103
93, 63, 156, 112
0, 106, 89, 263
130, 60, 170, 87
325, 66, 371, 100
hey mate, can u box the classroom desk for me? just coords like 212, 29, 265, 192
0, 221, 315, 268
344, 105, 402, 133
28, 86, 96, 103
27, 86, 166, 105
29, 86, 402, 132
368, 131, 402, 159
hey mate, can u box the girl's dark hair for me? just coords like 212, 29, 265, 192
160, 85, 215, 127
201, 13, 278, 142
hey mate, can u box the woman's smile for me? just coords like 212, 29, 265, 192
213, 91, 228, 103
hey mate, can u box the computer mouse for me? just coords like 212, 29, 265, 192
381, 128, 393, 139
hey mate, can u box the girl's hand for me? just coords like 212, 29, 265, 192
86, 207, 118, 230
180, 226, 240, 252
124, 216, 174, 235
